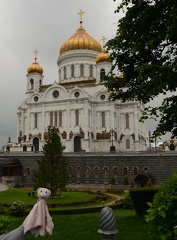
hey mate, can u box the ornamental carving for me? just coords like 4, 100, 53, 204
61, 131, 67, 139
96, 131, 111, 140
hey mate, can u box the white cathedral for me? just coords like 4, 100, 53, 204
10, 12, 147, 153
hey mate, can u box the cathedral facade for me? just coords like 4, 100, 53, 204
16, 15, 147, 153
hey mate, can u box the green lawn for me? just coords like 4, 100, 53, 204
0, 187, 116, 208
5, 209, 154, 240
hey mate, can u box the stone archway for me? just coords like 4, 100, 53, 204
33, 137, 39, 152
74, 136, 81, 152
134, 173, 153, 187
23, 146, 27, 152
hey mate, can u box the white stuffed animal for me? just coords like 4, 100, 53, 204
23, 187, 54, 237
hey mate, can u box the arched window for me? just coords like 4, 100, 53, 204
90, 65, 93, 77
95, 167, 99, 177
85, 167, 90, 177
64, 66, 67, 79
144, 167, 149, 173
76, 167, 81, 177
39, 80, 42, 86
80, 64, 84, 77
134, 167, 138, 176
100, 68, 105, 80
101, 112, 105, 127
59, 111, 62, 127
104, 167, 108, 176
30, 79, 34, 90
124, 167, 128, 176
54, 112, 57, 127
50, 112, 53, 126
71, 65, 75, 78
113, 167, 118, 176
26, 167, 30, 175
126, 139, 130, 149
34, 113, 38, 128
75, 110, 79, 126
125, 114, 129, 129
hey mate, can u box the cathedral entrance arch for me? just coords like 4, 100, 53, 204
23, 146, 27, 152
74, 136, 81, 152
33, 138, 39, 152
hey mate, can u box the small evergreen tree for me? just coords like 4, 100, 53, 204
33, 126, 68, 196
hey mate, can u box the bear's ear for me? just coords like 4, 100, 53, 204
37, 187, 41, 193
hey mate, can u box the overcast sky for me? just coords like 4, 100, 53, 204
0, 0, 170, 148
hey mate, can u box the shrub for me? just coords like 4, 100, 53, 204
129, 187, 158, 216
0, 215, 14, 234
123, 176, 129, 185
145, 172, 177, 240
9, 201, 27, 217
121, 194, 134, 209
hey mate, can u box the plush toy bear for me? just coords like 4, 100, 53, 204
23, 187, 54, 237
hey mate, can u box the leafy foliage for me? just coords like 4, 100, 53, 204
33, 127, 68, 196
145, 172, 177, 239
0, 215, 14, 234
104, 0, 177, 137
9, 201, 27, 216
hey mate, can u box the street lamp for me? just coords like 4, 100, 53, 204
110, 129, 116, 152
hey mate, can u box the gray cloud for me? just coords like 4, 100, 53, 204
0, 0, 170, 147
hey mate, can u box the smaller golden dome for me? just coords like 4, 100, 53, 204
96, 49, 110, 64
27, 58, 43, 74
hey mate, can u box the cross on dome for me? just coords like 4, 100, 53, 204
33, 49, 38, 61
78, 10, 84, 26
101, 36, 107, 47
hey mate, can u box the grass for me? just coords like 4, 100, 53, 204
0, 187, 117, 209
4, 209, 154, 240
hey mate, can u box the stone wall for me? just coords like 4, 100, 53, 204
0, 151, 176, 188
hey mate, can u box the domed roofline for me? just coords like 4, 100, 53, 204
59, 10, 102, 55
27, 49, 43, 74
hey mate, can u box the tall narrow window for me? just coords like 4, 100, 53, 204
50, 112, 53, 126
134, 167, 138, 176
76, 167, 81, 177
34, 113, 38, 128
39, 80, 42, 86
101, 112, 105, 127
100, 68, 105, 80
54, 112, 57, 127
71, 65, 74, 78
59, 111, 62, 127
125, 114, 129, 129
30, 79, 34, 90
124, 167, 128, 176
113, 167, 118, 176
75, 110, 79, 126
126, 139, 130, 149
64, 66, 67, 79
95, 167, 99, 177
90, 65, 93, 77
80, 64, 84, 77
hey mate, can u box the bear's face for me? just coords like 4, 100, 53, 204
37, 188, 51, 200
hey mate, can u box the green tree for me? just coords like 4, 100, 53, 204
33, 127, 68, 196
104, 0, 177, 138
145, 172, 177, 239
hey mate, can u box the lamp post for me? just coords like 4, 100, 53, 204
110, 128, 116, 152
149, 131, 151, 150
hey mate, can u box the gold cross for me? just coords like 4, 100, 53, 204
101, 36, 107, 46
33, 49, 38, 60
78, 10, 84, 25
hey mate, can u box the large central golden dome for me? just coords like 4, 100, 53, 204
60, 22, 102, 54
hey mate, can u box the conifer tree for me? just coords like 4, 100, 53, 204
33, 126, 68, 196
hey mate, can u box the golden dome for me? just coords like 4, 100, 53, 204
60, 24, 102, 54
27, 58, 43, 74
96, 49, 110, 63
